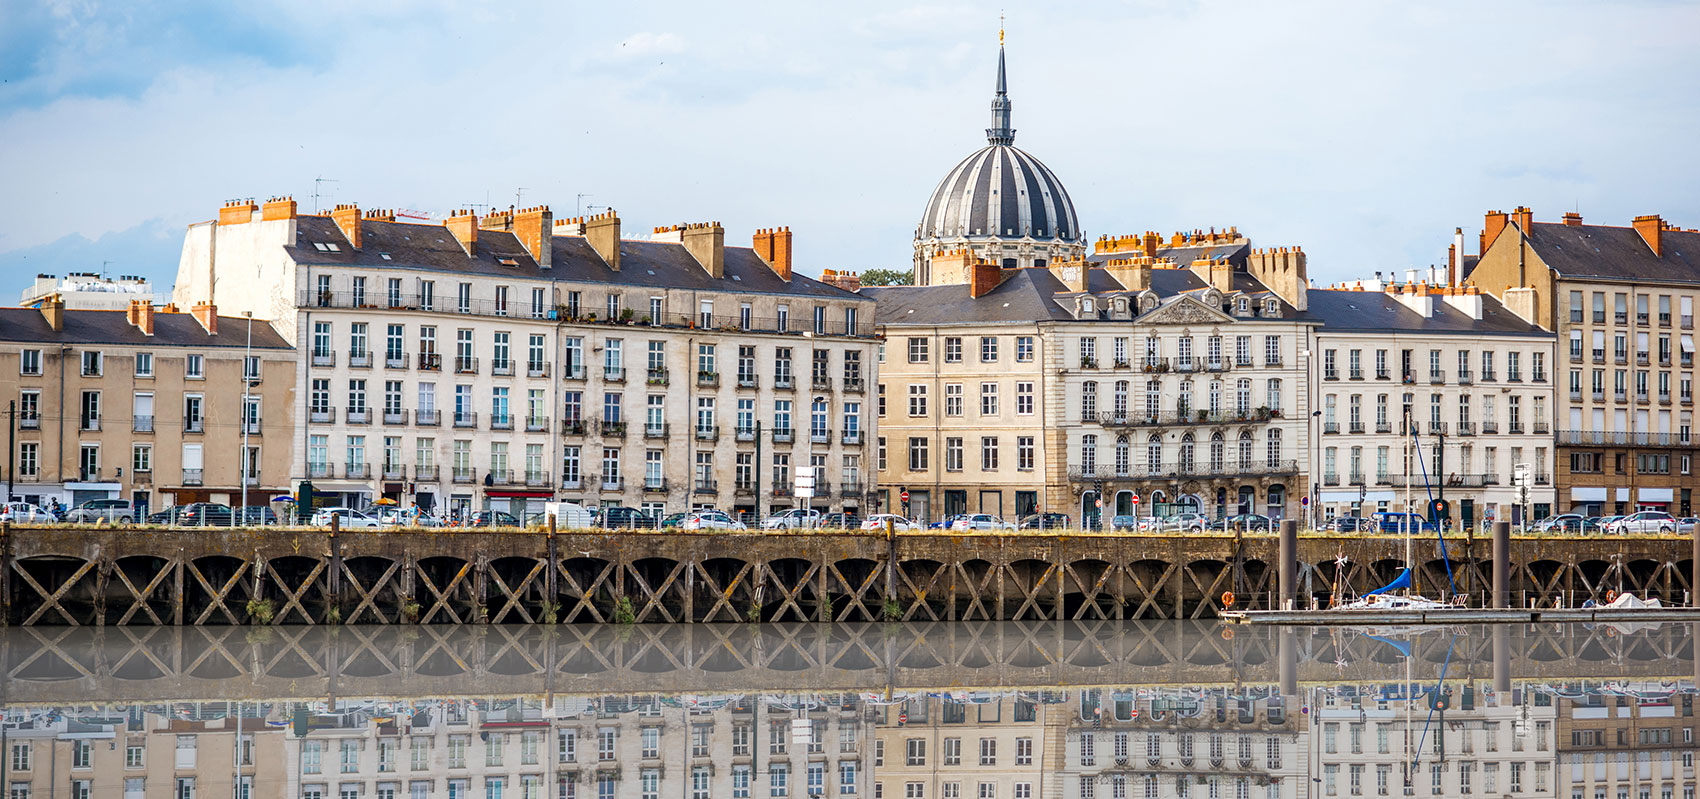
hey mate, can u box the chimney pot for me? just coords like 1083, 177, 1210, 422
1633, 214, 1664, 257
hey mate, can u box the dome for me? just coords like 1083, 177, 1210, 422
918, 143, 1080, 242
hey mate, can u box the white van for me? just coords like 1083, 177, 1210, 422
543, 502, 595, 529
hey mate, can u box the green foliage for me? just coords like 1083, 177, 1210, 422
881, 597, 903, 622
540, 599, 560, 625
401, 599, 422, 623
819, 592, 835, 622
859, 268, 914, 286
325, 605, 343, 625
245, 597, 276, 625
745, 602, 762, 624
613, 596, 636, 625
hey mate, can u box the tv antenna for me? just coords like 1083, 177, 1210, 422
515, 187, 529, 208
312, 176, 340, 214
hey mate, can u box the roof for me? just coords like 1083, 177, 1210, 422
1085, 239, 1250, 268
1306, 289, 1552, 338
287, 215, 868, 302
917, 144, 1081, 244
863, 268, 1075, 326
1520, 222, 1700, 284
0, 308, 293, 348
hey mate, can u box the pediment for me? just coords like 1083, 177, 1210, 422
1136, 295, 1234, 325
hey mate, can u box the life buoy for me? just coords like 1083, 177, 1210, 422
1222, 591, 1236, 608
1221, 627, 1235, 641
1607, 590, 1618, 603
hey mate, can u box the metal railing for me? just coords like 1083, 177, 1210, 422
18, 412, 40, 430
344, 463, 371, 479
349, 351, 372, 368
383, 410, 408, 425
416, 409, 440, 426
1098, 409, 1284, 427
133, 416, 154, 433
527, 362, 551, 378
1067, 459, 1299, 481
346, 409, 370, 425
694, 479, 719, 494
489, 414, 513, 430
842, 430, 863, 446
453, 469, 476, 484
737, 373, 761, 389
183, 417, 202, 433
307, 463, 333, 478
644, 478, 668, 492
492, 360, 515, 377
697, 371, 720, 388
385, 351, 410, 369
525, 471, 552, 487
454, 356, 479, 374
559, 418, 587, 435
695, 424, 719, 441
526, 416, 551, 432
453, 412, 478, 428
1558, 430, 1693, 447
645, 422, 669, 439
415, 465, 439, 481
418, 353, 442, 371
645, 368, 668, 386
600, 420, 627, 438
181, 468, 202, 486
311, 352, 336, 367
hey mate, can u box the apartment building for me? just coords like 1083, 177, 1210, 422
1467, 208, 1700, 516
0, 298, 295, 513
1311, 687, 1556, 799
1554, 692, 1696, 799
0, 706, 286, 799
871, 695, 1067, 799
21, 271, 157, 310
170, 198, 876, 520
1309, 280, 1557, 528
284, 694, 869, 799
868, 232, 1315, 524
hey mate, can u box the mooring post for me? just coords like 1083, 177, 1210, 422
1691, 522, 1699, 607
0, 521, 10, 626
1278, 627, 1297, 699
546, 515, 558, 601
1492, 521, 1510, 609
1492, 623, 1510, 694
328, 515, 343, 618
1278, 519, 1297, 611
884, 519, 896, 616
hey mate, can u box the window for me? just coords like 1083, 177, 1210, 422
979, 738, 996, 766
908, 385, 928, 416
906, 739, 927, 766
19, 349, 41, 375
980, 337, 998, 362
1015, 738, 1032, 766
908, 438, 929, 471
980, 382, 999, 415
1016, 336, 1034, 362
945, 437, 964, 472
908, 338, 929, 363
1017, 437, 1035, 471
135, 351, 153, 377
944, 337, 962, 363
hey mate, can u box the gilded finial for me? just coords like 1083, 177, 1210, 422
999, 11, 1005, 45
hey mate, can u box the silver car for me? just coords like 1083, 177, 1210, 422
0, 502, 55, 523
1607, 511, 1677, 534
65, 498, 136, 524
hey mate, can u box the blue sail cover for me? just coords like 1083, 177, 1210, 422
1367, 568, 1412, 596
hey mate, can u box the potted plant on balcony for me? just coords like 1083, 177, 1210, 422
1080, 357, 1097, 369
621, 308, 635, 324
1196, 408, 1209, 422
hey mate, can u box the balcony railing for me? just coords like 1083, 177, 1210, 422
845, 377, 866, 393
695, 424, 719, 441
1480, 422, 1499, 434
349, 351, 372, 368
1098, 408, 1284, 427
181, 468, 203, 486
525, 471, 552, 487
560, 418, 587, 436
1558, 429, 1693, 448
1323, 422, 1339, 434
527, 362, 551, 379
1456, 421, 1475, 436
694, 479, 719, 495
488, 470, 514, 486
81, 416, 102, 432
492, 360, 515, 377
812, 376, 834, 392
1532, 422, 1549, 434
384, 352, 410, 370
600, 477, 624, 492
774, 374, 795, 390
736, 372, 760, 389
416, 409, 440, 426
133, 416, 154, 433
489, 414, 514, 430
697, 371, 720, 388
312, 352, 336, 367
1322, 472, 1340, 486
344, 463, 371, 479
559, 476, 583, 490
526, 415, 551, 432
453, 469, 476, 484
1428, 421, 1448, 435
18, 412, 40, 430
841, 481, 865, 497
645, 367, 669, 386
382, 465, 406, 480
417, 353, 442, 371
183, 417, 202, 433
603, 366, 625, 382
308, 463, 333, 479
415, 465, 439, 482
644, 422, 669, 439
600, 420, 627, 438
842, 430, 863, 446
772, 428, 794, 443
454, 356, 479, 374
735, 425, 758, 442
345, 409, 370, 425
1457, 369, 1473, 384
453, 412, 478, 428
1348, 423, 1365, 435
1066, 459, 1299, 482
810, 428, 832, 444
1348, 471, 1366, 485
1429, 370, 1446, 384
735, 480, 756, 496
643, 478, 669, 492
383, 410, 408, 425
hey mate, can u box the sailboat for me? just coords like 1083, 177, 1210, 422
1329, 407, 1462, 614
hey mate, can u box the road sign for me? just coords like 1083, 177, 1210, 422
900, 490, 910, 503
1095, 499, 1103, 509
1130, 493, 1140, 506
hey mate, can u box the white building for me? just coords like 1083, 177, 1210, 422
170, 198, 876, 521
20, 272, 157, 310
1309, 278, 1558, 528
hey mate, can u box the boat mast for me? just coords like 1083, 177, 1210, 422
1404, 404, 1415, 595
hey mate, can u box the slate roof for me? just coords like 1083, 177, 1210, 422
1520, 222, 1700, 284
867, 266, 1303, 326
0, 308, 293, 348
287, 215, 868, 302
1306, 289, 1551, 338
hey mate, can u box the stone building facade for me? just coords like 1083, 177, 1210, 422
170, 198, 876, 521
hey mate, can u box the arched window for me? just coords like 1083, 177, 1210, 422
1081, 434, 1097, 474
1210, 432, 1226, 472
1179, 433, 1195, 472
1115, 436, 1131, 477
1266, 429, 1283, 467
1238, 431, 1254, 466
1146, 435, 1163, 474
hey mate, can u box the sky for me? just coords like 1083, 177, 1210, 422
3, 0, 1698, 297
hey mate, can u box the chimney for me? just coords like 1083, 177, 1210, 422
191, 303, 218, 335
515, 206, 552, 269
261, 196, 297, 221
1189, 256, 1235, 294
753, 227, 794, 280
1512, 206, 1533, 233
39, 294, 64, 332
584, 210, 621, 271
969, 259, 1006, 299
1481, 209, 1509, 253
1142, 231, 1160, 258
820, 269, 861, 292
218, 199, 257, 226
445, 210, 478, 256
1244, 247, 1309, 312
1562, 212, 1583, 227
1633, 214, 1664, 257
126, 300, 155, 336
331, 203, 362, 249
1450, 227, 1465, 287
681, 222, 726, 278
1103, 257, 1152, 293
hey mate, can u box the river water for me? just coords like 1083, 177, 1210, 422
0, 621, 1693, 798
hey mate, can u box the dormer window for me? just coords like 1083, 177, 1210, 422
1082, 298, 1095, 315
1141, 295, 1158, 313
1264, 300, 1279, 317
1237, 298, 1250, 315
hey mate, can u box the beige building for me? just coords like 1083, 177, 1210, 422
0, 298, 296, 514
1309, 277, 1558, 528
1, 706, 285, 799
870, 695, 1067, 799
170, 198, 876, 521
868, 233, 1315, 525
1466, 208, 1700, 516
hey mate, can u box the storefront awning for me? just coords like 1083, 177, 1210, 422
1569, 487, 1607, 502
1637, 487, 1674, 503
486, 490, 553, 499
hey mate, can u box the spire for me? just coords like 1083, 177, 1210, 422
986, 35, 1015, 146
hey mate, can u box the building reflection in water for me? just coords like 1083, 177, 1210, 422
0, 621, 1694, 799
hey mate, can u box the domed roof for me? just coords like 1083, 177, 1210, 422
916, 43, 1081, 245
919, 144, 1080, 242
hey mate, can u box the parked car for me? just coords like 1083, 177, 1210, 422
929, 514, 969, 530
1606, 510, 1677, 534
763, 508, 823, 530
1110, 514, 1137, 532
1535, 513, 1586, 534
597, 506, 656, 529
950, 513, 1015, 532
659, 512, 688, 529
818, 512, 861, 529
234, 506, 278, 526
1160, 512, 1210, 533
1330, 516, 1368, 532
466, 510, 520, 528
0, 502, 55, 523
1218, 513, 1275, 531
1371, 511, 1435, 535
310, 507, 381, 528
178, 503, 234, 527
682, 509, 746, 530
1679, 518, 1699, 536
860, 514, 921, 531
64, 498, 136, 524
1019, 512, 1071, 530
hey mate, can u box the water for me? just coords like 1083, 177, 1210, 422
1, 621, 1694, 798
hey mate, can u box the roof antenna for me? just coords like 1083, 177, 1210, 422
515, 187, 529, 208
312, 176, 339, 214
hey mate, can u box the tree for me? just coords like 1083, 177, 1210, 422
859, 268, 914, 286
